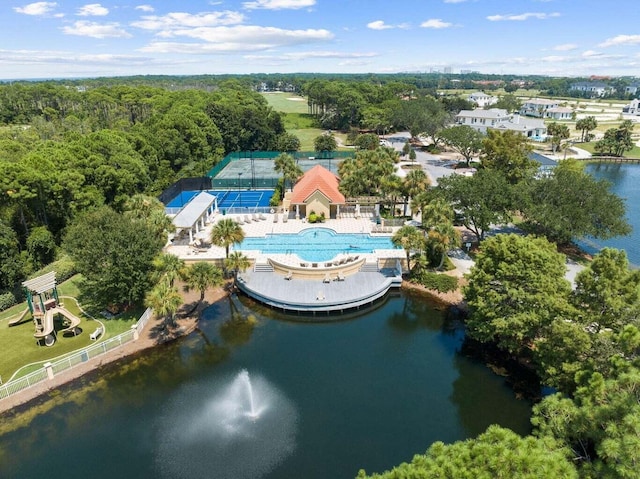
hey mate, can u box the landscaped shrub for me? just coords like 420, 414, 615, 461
414, 271, 458, 293
0, 291, 17, 311
29, 254, 77, 283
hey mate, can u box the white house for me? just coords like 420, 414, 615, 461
519, 98, 560, 118
467, 91, 498, 108
545, 107, 574, 120
455, 109, 547, 139
570, 81, 615, 97
622, 99, 640, 116
624, 84, 640, 96
455, 108, 511, 133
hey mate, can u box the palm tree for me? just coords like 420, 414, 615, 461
152, 253, 186, 287
403, 169, 430, 216
210, 218, 245, 258
225, 251, 251, 280
427, 221, 460, 270
274, 153, 303, 199
184, 262, 224, 302
410, 190, 433, 225
145, 279, 183, 329
392, 225, 426, 273
421, 197, 454, 229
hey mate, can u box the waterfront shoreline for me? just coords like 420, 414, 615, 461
0, 282, 230, 416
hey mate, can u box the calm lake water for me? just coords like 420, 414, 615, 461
581, 163, 640, 267
0, 292, 530, 479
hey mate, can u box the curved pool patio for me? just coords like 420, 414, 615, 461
166, 213, 406, 313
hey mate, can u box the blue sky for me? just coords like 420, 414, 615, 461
1, 0, 639, 79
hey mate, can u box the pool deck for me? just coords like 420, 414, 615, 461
165, 212, 406, 313
236, 267, 402, 314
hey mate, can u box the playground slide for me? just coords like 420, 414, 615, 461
8, 308, 29, 326
34, 309, 55, 339
54, 307, 82, 334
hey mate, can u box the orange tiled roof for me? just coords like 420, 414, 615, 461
290, 165, 345, 204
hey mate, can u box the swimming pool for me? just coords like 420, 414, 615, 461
238, 227, 397, 262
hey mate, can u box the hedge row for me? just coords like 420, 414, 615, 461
414, 271, 459, 293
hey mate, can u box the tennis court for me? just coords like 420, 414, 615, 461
166, 189, 274, 210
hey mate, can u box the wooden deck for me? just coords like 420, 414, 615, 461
236, 269, 402, 314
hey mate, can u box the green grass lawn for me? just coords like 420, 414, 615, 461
261, 92, 308, 114
0, 274, 142, 382
574, 142, 640, 159
282, 112, 316, 130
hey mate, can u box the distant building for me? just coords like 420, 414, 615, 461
570, 81, 615, 97
519, 98, 560, 118
467, 91, 498, 108
622, 99, 640, 115
625, 83, 640, 96
455, 108, 547, 139
544, 107, 574, 120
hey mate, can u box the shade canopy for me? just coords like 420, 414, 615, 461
22, 272, 57, 294
172, 191, 216, 229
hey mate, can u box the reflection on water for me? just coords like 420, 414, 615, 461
582, 163, 640, 267
0, 293, 531, 479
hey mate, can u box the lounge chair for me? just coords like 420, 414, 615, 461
323, 274, 331, 283
316, 291, 325, 300
252, 213, 259, 222
311, 263, 318, 268
273, 214, 279, 223
300, 262, 308, 267
282, 214, 288, 223
336, 272, 346, 281
259, 213, 267, 221
284, 271, 293, 280
244, 214, 252, 223
324, 262, 333, 267
236, 217, 244, 225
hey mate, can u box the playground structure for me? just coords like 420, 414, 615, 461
21, 272, 83, 347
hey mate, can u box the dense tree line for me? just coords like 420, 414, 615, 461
0, 81, 287, 304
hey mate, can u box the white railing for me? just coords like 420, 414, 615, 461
0, 307, 153, 401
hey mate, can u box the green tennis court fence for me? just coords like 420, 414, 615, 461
207, 151, 354, 177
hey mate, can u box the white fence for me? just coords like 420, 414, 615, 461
0, 308, 153, 401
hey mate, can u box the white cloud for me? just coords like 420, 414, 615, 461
13, 2, 57, 15
367, 20, 409, 30
242, 0, 315, 10
62, 21, 132, 38
599, 34, 640, 47
420, 19, 453, 29
487, 12, 560, 21
245, 50, 377, 61
0, 49, 151, 65
77, 4, 109, 16
135, 4, 154, 12
139, 25, 333, 53
553, 43, 577, 51
582, 50, 601, 58
131, 11, 245, 31
367, 20, 393, 30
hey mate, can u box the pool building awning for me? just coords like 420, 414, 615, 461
171, 191, 217, 243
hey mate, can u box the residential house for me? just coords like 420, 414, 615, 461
519, 98, 560, 118
455, 109, 547, 139
289, 165, 346, 220
622, 99, 640, 116
455, 108, 511, 133
467, 91, 498, 108
625, 83, 640, 96
544, 107, 574, 120
570, 81, 615, 97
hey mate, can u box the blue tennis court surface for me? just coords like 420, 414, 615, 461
166, 189, 274, 209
